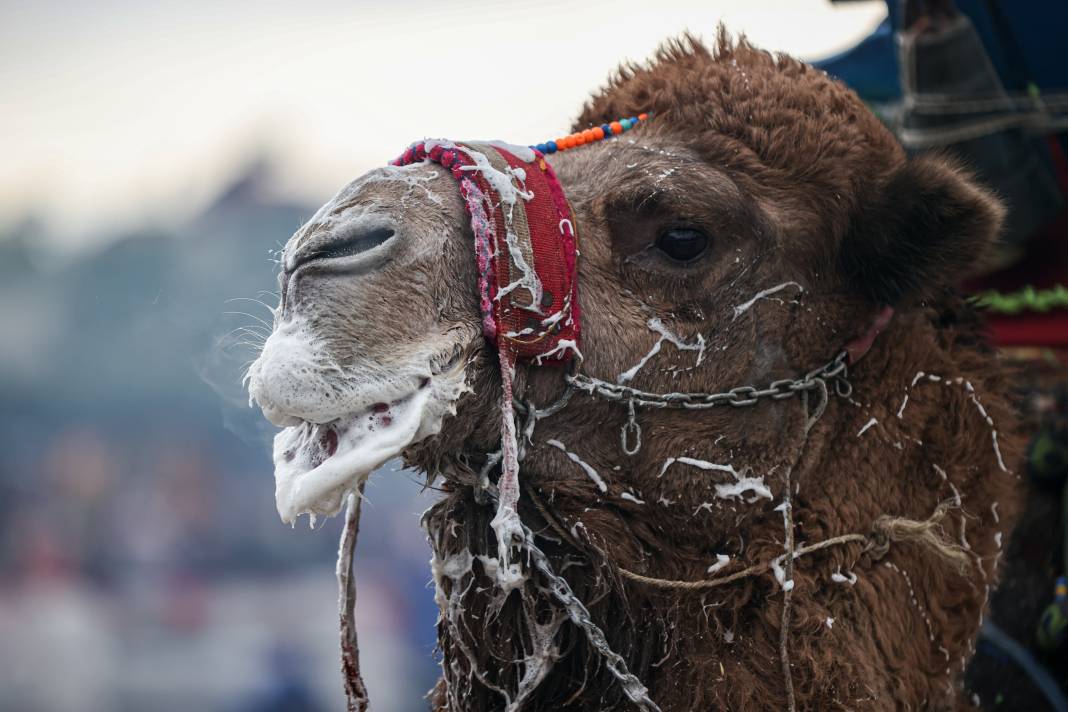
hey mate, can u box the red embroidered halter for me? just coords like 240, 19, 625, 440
392, 141, 581, 363
391, 113, 653, 367
392, 139, 584, 589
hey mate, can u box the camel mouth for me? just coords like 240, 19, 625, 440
270, 345, 470, 525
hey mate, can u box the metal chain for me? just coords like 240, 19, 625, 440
514, 351, 852, 456
563, 351, 851, 456
565, 350, 850, 410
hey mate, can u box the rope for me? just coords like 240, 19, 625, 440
338, 490, 370, 712
869, 501, 973, 574
525, 479, 970, 711
778, 463, 798, 712
524, 487, 969, 592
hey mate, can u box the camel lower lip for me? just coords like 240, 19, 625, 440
272, 386, 433, 524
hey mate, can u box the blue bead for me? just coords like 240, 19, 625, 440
534, 143, 546, 154
620, 118, 632, 130
601, 123, 612, 137
630, 116, 639, 124
545, 140, 557, 153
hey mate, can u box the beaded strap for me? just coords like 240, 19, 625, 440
531, 113, 650, 154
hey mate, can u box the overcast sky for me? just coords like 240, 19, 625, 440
1, 0, 886, 253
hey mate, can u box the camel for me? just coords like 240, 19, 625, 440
246, 32, 1021, 710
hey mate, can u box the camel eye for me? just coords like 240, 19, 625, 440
655, 227, 708, 263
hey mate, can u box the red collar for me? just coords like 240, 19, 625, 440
844, 305, 894, 365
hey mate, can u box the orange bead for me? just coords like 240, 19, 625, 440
573, 132, 586, 146
610, 121, 623, 135
638, 112, 648, 121
557, 136, 570, 150
585, 128, 598, 142
592, 126, 605, 140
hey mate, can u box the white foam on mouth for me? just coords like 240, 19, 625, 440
271, 366, 468, 525
272, 388, 429, 524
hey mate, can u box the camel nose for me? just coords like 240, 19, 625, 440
285, 225, 396, 273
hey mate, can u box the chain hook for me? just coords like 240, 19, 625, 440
834, 365, 853, 398
621, 399, 642, 456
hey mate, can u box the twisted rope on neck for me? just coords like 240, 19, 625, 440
523, 489, 971, 592
339, 489, 369, 712
525, 473, 970, 709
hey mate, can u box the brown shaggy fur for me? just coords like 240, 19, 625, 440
260, 31, 1022, 711
418, 34, 1020, 711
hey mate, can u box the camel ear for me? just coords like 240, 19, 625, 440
839, 156, 1004, 305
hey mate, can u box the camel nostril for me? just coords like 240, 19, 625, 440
290, 226, 396, 271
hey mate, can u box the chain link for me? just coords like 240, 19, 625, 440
565, 350, 849, 411
514, 351, 850, 457
621, 399, 642, 455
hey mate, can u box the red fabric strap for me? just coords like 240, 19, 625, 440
392, 141, 581, 364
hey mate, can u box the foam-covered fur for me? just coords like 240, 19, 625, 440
254, 31, 1021, 711
422, 34, 1020, 711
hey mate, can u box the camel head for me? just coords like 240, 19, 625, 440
245, 32, 1023, 710
247, 33, 1004, 529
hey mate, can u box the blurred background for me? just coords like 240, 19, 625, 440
7, 1, 1068, 710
